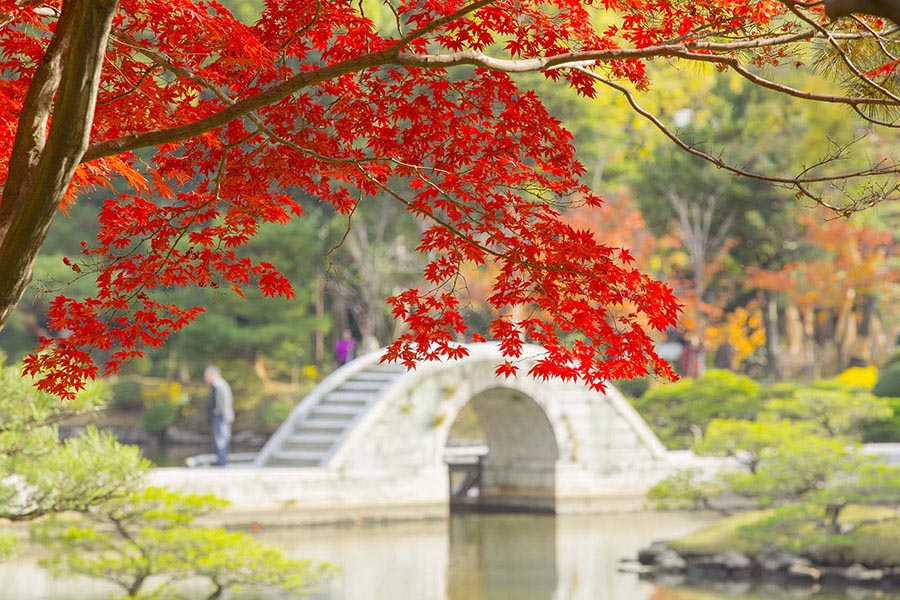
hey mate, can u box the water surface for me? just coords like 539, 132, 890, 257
3, 512, 897, 599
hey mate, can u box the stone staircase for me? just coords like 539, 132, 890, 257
255, 361, 407, 467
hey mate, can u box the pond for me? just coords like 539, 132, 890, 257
2, 511, 899, 599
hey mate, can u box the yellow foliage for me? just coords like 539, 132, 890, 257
836, 365, 878, 389
142, 381, 186, 407
705, 306, 766, 366
301, 365, 319, 381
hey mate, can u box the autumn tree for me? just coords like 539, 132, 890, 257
748, 210, 900, 376
5, 0, 900, 396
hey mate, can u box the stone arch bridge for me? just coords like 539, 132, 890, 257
154, 343, 719, 521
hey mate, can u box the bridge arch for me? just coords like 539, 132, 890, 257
443, 386, 561, 511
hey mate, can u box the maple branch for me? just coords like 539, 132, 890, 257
82, 47, 397, 162
786, 0, 900, 103
83, 0, 498, 163
0, 0, 118, 330
723, 57, 897, 107
578, 66, 900, 209
395, 29, 825, 71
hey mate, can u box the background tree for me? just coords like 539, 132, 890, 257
33, 486, 330, 599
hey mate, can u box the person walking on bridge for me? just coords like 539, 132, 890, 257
205, 365, 235, 467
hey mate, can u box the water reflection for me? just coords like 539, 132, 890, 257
6, 512, 898, 599
272, 512, 716, 600
448, 515, 556, 599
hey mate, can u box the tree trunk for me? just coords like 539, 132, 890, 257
763, 292, 783, 381
0, 0, 117, 332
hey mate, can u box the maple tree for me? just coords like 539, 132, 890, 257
3, 0, 900, 398
748, 210, 900, 374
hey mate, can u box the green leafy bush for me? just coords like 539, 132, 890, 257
111, 378, 143, 411
762, 386, 892, 439
141, 403, 181, 444
612, 376, 650, 399
882, 350, 900, 372
257, 398, 294, 432
863, 397, 900, 441
33, 487, 331, 599
873, 363, 900, 398
631, 369, 763, 448
864, 365, 900, 441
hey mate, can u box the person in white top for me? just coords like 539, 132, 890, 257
204, 365, 234, 466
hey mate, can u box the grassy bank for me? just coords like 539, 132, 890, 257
668, 506, 900, 568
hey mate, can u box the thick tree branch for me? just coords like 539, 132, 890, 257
0, 0, 118, 330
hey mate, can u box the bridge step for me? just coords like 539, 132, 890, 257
335, 380, 391, 392
310, 405, 364, 418
321, 391, 372, 404
266, 456, 321, 467
352, 370, 404, 383
270, 449, 329, 464
294, 420, 347, 434
287, 433, 341, 444
365, 363, 407, 373
282, 440, 334, 452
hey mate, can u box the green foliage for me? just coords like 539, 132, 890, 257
862, 396, 900, 442
761, 386, 892, 439
874, 363, 900, 398
882, 350, 900, 371
673, 506, 900, 567
612, 376, 650, 399
722, 434, 859, 507
2, 428, 148, 520
0, 360, 147, 523
141, 403, 181, 436
649, 370, 900, 557
738, 503, 856, 554
256, 397, 294, 432
667, 510, 768, 557
862, 365, 900, 441
757, 381, 799, 401
695, 419, 817, 473
139, 381, 187, 442
33, 486, 330, 599
632, 369, 762, 448
645, 469, 723, 512
112, 378, 143, 411
0, 532, 17, 562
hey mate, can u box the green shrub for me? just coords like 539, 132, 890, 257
612, 376, 650, 399
882, 350, 900, 371
757, 381, 799, 402
257, 398, 294, 432
873, 363, 900, 398
863, 397, 900, 442
111, 378, 143, 411
631, 369, 762, 449
142, 403, 181, 443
